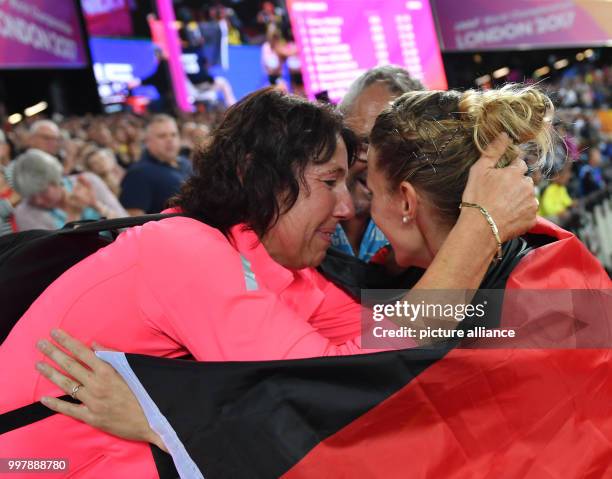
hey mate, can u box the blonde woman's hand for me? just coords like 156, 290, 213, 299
462, 133, 537, 242
35, 329, 167, 452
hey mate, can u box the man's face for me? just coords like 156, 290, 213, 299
29, 124, 62, 156
88, 150, 116, 176
145, 120, 181, 164
30, 183, 64, 209
589, 149, 602, 167
89, 124, 114, 147
344, 83, 396, 217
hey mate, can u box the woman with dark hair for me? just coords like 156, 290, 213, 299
1, 87, 536, 477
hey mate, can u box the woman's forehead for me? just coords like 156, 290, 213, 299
309, 159, 346, 177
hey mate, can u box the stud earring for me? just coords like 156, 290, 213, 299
402, 216, 409, 224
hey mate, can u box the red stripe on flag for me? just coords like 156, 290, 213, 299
284, 349, 612, 478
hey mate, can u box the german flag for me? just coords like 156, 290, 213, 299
112, 340, 612, 478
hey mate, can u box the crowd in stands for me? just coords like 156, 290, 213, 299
554, 64, 611, 109
0, 110, 222, 235
175, 1, 302, 96
176, 1, 291, 47
535, 64, 611, 230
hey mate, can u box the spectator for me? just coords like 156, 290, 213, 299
135, 47, 174, 113
332, 66, 424, 262
186, 56, 237, 107
198, 8, 222, 67
84, 148, 125, 197
180, 122, 210, 158
119, 115, 192, 215
262, 24, 285, 87
209, 2, 242, 66
8, 125, 30, 157
539, 163, 576, 223
177, 6, 205, 51
10, 149, 127, 231
0, 130, 11, 166
180, 121, 197, 157
0, 164, 19, 236
579, 148, 607, 196
61, 137, 85, 175
87, 122, 114, 149
286, 30, 304, 97
28, 120, 62, 157
256, 1, 283, 31
112, 120, 143, 167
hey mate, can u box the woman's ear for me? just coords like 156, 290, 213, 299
399, 180, 418, 220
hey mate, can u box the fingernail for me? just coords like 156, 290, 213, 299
40, 396, 51, 405
36, 361, 47, 372
50, 329, 61, 339
37, 339, 48, 351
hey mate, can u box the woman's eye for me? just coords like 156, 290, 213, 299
323, 179, 337, 187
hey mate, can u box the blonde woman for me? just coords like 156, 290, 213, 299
366, 85, 597, 287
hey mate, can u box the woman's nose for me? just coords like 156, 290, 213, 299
334, 187, 355, 220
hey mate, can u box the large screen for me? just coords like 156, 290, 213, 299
0, 0, 87, 69
286, 0, 447, 102
434, 0, 612, 51
89, 37, 160, 111
81, 0, 133, 37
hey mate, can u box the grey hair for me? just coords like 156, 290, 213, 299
338, 65, 425, 115
30, 119, 60, 135
145, 114, 177, 134
12, 148, 63, 198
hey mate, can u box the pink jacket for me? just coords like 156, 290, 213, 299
0, 215, 363, 477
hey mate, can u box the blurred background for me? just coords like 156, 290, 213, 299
0, 0, 610, 272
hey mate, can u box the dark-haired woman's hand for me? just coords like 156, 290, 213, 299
462, 133, 537, 242
35, 329, 167, 452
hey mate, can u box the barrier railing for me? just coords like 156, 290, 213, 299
572, 187, 612, 271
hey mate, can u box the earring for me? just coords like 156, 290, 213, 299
402, 216, 409, 224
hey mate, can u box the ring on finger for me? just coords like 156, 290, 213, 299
71, 383, 83, 400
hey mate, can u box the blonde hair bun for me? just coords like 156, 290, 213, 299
459, 84, 554, 168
